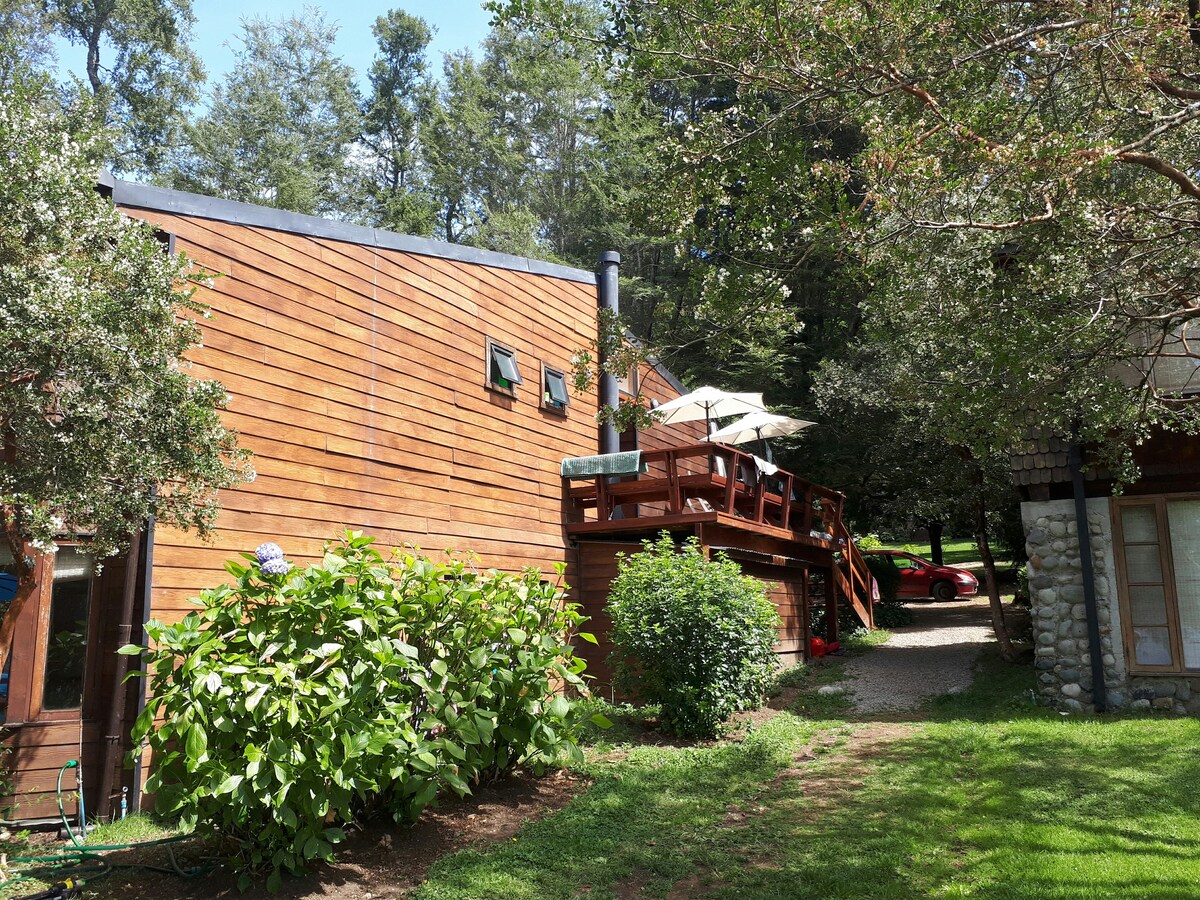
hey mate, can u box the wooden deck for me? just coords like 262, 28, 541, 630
564, 444, 876, 681
566, 444, 847, 541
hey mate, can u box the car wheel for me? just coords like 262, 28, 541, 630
930, 580, 957, 602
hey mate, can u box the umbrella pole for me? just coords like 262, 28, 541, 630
707, 403, 715, 473
757, 427, 771, 463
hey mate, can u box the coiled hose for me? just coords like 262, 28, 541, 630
3, 761, 212, 895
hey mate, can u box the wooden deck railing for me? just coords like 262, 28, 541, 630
568, 444, 846, 535
568, 443, 876, 630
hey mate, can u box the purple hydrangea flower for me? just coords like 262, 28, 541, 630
255, 542, 284, 564
260, 557, 291, 576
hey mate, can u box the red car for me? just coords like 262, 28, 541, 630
864, 550, 979, 602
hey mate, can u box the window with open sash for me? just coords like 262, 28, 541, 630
542, 364, 570, 413
1113, 496, 1200, 673
486, 339, 523, 395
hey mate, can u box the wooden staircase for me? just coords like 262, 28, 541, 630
824, 502, 876, 635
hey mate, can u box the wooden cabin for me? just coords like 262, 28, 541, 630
1014, 429, 1200, 713
0, 181, 871, 824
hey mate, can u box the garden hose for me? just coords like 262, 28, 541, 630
54, 762, 84, 851
9, 877, 85, 900
2, 763, 214, 894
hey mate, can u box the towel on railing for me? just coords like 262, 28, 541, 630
752, 455, 778, 476
561, 451, 643, 479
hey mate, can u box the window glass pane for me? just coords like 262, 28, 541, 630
1168, 500, 1200, 669
43, 547, 92, 710
1127, 583, 1168, 626
545, 370, 569, 405
1133, 626, 1173, 666
1121, 506, 1159, 544
490, 346, 521, 384
1124, 545, 1163, 583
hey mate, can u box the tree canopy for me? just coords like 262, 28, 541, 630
45, 0, 203, 176
169, 11, 362, 217
0, 74, 251, 668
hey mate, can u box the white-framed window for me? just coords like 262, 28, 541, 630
1113, 495, 1200, 673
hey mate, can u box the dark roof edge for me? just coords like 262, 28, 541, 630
111, 180, 597, 286
649, 357, 689, 395
623, 329, 689, 394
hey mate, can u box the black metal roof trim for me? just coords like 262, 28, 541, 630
111, 180, 597, 286
649, 357, 689, 395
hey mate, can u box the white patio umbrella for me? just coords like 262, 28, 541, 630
708, 411, 816, 445
709, 411, 816, 467
651, 386, 767, 433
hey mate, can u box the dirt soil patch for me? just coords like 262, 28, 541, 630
89, 769, 583, 900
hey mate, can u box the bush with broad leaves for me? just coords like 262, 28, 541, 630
126, 532, 593, 889
606, 533, 780, 738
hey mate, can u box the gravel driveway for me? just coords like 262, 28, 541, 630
843, 600, 994, 713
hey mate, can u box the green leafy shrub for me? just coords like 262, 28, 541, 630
872, 599, 915, 628
855, 533, 884, 551
606, 533, 780, 738
863, 554, 901, 604
127, 532, 590, 888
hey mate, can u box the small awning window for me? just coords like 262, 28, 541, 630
545, 368, 570, 407
489, 342, 523, 387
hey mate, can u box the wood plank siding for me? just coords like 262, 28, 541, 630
119, 208, 603, 619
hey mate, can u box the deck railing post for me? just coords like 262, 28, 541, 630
780, 474, 793, 530
666, 450, 682, 513
723, 449, 737, 512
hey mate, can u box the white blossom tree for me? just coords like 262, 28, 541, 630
0, 75, 252, 670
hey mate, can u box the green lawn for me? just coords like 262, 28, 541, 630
880, 538, 990, 566
7, 649, 1198, 899
414, 652, 1200, 899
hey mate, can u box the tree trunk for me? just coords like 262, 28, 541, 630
928, 520, 944, 565
86, 26, 104, 96
974, 494, 1015, 661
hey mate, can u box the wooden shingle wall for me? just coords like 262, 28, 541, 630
636, 361, 708, 455
120, 209, 601, 622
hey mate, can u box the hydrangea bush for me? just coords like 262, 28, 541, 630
606, 533, 780, 738
126, 532, 592, 889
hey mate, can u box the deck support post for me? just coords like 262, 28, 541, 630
824, 565, 840, 644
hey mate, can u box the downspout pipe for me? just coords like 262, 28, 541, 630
1068, 436, 1108, 713
129, 504, 157, 814
96, 528, 141, 821
597, 252, 620, 456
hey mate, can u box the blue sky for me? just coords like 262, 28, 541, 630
52, 0, 495, 95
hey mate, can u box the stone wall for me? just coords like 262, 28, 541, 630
1023, 498, 1126, 710
1023, 498, 1200, 713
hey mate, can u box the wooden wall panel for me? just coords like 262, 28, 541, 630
573, 541, 643, 691
636, 362, 708, 453
572, 537, 811, 700
120, 208, 601, 624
